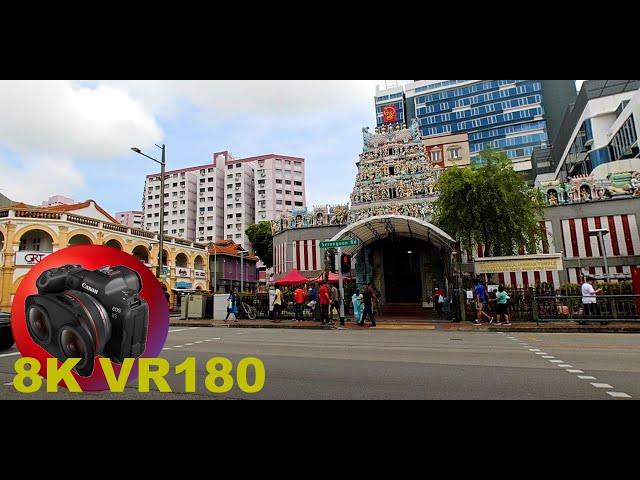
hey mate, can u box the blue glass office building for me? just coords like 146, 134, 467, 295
375, 80, 577, 171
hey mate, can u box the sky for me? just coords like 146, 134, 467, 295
0, 80, 585, 214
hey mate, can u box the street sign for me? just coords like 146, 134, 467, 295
319, 239, 359, 249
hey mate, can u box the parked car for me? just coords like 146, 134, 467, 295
0, 311, 14, 350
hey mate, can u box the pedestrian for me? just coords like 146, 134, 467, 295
360, 283, 377, 327
225, 290, 238, 322
330, 283, 340, 321
581, 276, 603, 324
273, 285, 283, 322
434, 285, 445, 318
495, 285, 511, 326
319, 281, 332, 325
352, 290, 363, 324
473, 279, 493, 325
294, 285, 306, 322
268, 284, 276, 320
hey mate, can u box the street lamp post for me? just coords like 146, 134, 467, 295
239, 251, 248, 293
589, 228, 611, 283
132, 144, 166, 279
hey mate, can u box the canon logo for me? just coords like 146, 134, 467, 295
82, 283, 98, 295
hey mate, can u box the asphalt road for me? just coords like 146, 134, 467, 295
0, 327, 638, 400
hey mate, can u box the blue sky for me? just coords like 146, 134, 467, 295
0, 80, 583, 215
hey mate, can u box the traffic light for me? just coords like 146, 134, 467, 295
329, 254, 336, 273
340, 254, 351, 274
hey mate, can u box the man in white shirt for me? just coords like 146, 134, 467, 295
581, 276, 602, 322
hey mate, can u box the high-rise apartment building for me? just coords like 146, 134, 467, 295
375, 80, 577, 172
252, 155, 306, 222
142, 152, 305, 252
115, 211, 143, 228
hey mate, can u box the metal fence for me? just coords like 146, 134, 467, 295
463, 287, 640, 324
533, 294, 640, 323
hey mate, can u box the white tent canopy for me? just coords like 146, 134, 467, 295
330, 215, 455, 256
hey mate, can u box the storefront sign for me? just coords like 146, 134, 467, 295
195, 269, 206, 278
475, 254, 563, 274
176, 282, 192, 289
176, 267, 191, 278
15, 251, 52, 266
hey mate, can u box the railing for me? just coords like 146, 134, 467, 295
67, 214, 100, 227
14, 210, 62, 220
534, 294, 640, 323
103, 223, 128, 233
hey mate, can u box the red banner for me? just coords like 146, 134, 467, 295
382, 105, 398, 123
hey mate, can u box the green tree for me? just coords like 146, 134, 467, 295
246, 222, 273, 268
433, 148, 546, 257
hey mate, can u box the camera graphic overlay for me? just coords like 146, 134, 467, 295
25, 265, 149, 377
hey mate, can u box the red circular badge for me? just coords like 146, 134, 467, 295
12, 245, 169, 392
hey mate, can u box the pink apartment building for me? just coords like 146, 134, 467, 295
115, 211, 143, 228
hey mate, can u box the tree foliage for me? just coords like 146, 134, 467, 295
245, 222, 274, 268
432, 148, 546, 257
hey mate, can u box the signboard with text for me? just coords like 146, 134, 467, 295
474, 254, 563, 275
319, 239, 360, 249
176, 267, 191, 278
15, 251, 52, 266
194, 269, 206, 278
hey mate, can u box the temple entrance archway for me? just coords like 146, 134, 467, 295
331, 215, 455, 317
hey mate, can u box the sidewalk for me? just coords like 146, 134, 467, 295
169, 316, 640, 333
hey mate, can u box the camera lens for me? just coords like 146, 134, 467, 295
27, 305, 52, 343
60, 328, 89, 368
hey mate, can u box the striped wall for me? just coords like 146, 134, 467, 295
560, 214, 639, 284
292, 240, 322, 272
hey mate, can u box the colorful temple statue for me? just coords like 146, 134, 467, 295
539, 171, 640, 207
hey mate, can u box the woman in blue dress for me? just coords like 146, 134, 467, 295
352, 291, 363, 324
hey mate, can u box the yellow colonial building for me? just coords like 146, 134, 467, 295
0, 199, 209, 312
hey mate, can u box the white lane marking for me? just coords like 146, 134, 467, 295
591, 383, 614, 389
195, 341, 203, 344
168, 327, 201, 333
174, 345, 183, 348
549, 360, 564, 363
506, 337, 516, 340
185, 343, 194, 346
0, 352, 20, 358
529, 349, 541, 352
205, 339, 212, 342
162, 348, 172, 351
567, 369, 584, 374
535, 352, 548, 355
607, 392, 632, 399
237, 333, 244, 335
3, 382, 13, 386
578, 376, 597, 380
542, 356, 555, 359
558, 364, 573, 368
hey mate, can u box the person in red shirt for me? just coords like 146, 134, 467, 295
319, 282, 332, 325
434, 286, 445, 318
294, 286, 306, 322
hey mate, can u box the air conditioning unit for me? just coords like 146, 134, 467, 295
261, 214, 266, 219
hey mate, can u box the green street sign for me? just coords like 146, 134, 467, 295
319, 239, 360, 249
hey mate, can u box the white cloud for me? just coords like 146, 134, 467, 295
104, 80, 382, 120
0, 80, 162, 158
0, 155, 86, 205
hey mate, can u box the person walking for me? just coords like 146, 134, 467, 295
360, 283, 377, 327
495, 285, 511, 326
330, 284, 340, 322
294, 285, 306, 322
473, 279, 493, 325
319, 282, 332, 325
352, 290, 364, 325
434, 285, 445, 319
273, 285, 283, 322
581, 276, 603, 324
225, 290, 238, 322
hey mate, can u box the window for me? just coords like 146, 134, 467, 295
285, 201, 292, 206
276, 189, 283, 194
294, 191, 303, 196
448, 147, 461, 160
285, 191, 291, 195
208, 197, 214, 201
431, 149, 442, 162
208, 206, 214, 211
276, 200, 283, 205
180, 209, 185, 214
227, 165, 233, 170
285, 180, 291, 185
294, 181, 302, 186
235, 234, 241, 238
227, 214, 233, 219
179, 219, 185, 224
180, 200, 185, 205
276, 179, 282, 184
208, 178, 214, 182
172, 220, 177, 225
172, 183, 177, 187
295, 202, 303, 207
236, 203, 242, 208
227, 194, 232, 199
173, 201, 178, 208
207, 226, 213, 231
235, 163, 241, 168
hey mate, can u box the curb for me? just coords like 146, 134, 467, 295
169, 320, 640, 333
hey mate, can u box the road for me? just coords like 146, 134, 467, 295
0, 327, 638, 400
